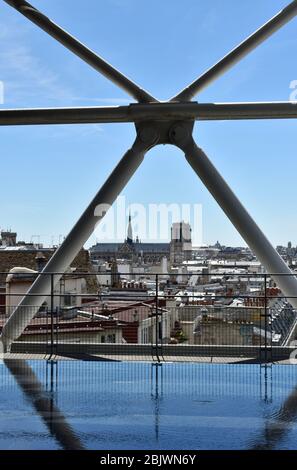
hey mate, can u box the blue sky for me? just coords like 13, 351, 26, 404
0, 0, 297, 248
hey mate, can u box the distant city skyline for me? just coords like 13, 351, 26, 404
1, 0, 297, 248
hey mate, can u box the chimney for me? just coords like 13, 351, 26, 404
35, 252, 46, 272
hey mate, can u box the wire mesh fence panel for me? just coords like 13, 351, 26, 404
1, 271, 297, 361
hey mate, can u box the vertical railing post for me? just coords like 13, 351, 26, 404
50, 273, 54, 356
155, 274, 160, 362
264, 273, 268, 363
155, 273, 158, 348
55, 306, 59, 354
46, 306, 49, 354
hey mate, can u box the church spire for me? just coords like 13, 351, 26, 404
127, 212, 133, 244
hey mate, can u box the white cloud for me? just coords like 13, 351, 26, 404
0, 18, 130, 108
0, 20, 76, 106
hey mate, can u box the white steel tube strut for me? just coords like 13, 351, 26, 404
0, 131, 157, 351
3, 0, 156, 103
170, 122, 297, 311
172, 0, 297, 101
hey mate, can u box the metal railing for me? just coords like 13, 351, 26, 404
1, 271, 297, 362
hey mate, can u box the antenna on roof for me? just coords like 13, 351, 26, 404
30, 235, 40, 245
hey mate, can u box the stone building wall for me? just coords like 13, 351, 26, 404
0, 248, 98, 293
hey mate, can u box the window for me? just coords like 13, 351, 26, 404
107, 334, 116, 343
101, 335, 105, 343
64, 294, 75, 307
159, 321, 162, 340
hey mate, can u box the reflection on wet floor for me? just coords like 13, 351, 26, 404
1, 360, 297, 450
251, 366, 297, 449
4, 359, 85, 450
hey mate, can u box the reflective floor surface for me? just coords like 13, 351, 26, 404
0, 360, 297, 450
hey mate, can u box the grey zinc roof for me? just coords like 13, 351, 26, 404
90, 242, 170, 253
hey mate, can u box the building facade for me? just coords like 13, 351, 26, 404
170, 222, 192, 265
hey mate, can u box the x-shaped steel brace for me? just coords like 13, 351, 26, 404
2, 119, 297, 349
2, 0, 297, 349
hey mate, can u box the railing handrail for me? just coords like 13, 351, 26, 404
0, 271, 297, 277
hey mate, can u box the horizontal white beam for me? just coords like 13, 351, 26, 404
1, 102, 297, 125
